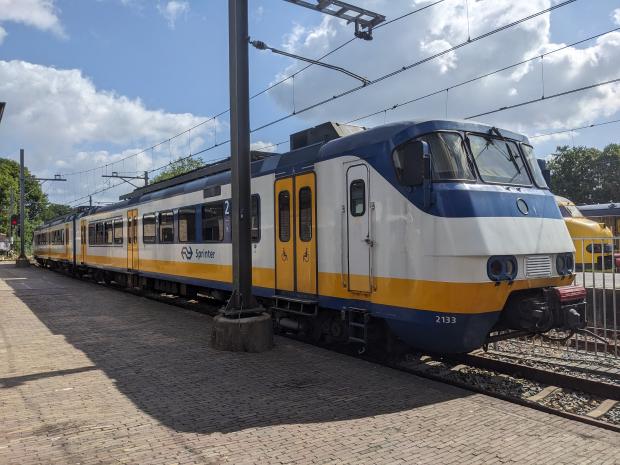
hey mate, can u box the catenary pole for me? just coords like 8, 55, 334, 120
16, 149, 29, 267
210, 0, 271, 353
227, 0, 255, 312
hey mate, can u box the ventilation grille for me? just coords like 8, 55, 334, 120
525, 255, 552, 278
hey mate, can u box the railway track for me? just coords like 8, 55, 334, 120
388, 352, 620, 433
40, 265, 620, 433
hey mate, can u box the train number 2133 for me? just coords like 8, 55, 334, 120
435, 316, 457, 324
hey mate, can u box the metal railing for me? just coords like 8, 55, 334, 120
491, 236, 619, 362
572, 236, 618, 359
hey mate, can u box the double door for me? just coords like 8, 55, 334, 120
275, 172, 317, 295
127, 209, 139, 270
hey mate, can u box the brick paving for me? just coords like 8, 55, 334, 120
0, 263, 619, 465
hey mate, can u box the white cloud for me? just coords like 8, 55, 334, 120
157, 1, 189, 29
613, 9, 620, 26
266, 0, 620, 143
0, 0, 65, 42
0, 60, 220, 203
254, 5, 264, 23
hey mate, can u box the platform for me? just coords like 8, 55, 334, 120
1, 263, 619, 465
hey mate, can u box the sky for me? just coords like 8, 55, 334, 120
0, 0, 619, 205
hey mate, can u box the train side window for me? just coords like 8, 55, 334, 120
88, 224, 95, 245
178, 207, 196, 243
299, 187, 312, 242
350, 179, 365, 217
96, 222, 105, 245
251, 194, 260, 243
159, 211, 174, 243
105, 221, 113, 245
143, 214, 156, 243
113, 219, 123, 245
202, 202, 224, 242
278, 191, 290, 242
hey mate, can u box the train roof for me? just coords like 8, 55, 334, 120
34, 207, 101, 231
578, 203, 620, 217
35, 119, 528, 228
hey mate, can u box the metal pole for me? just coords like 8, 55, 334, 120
144, 171, 149, 186
89, 196, 92, 207
16, 149, 29, 266
227, 0, 255, 312
9, 190, 14, 244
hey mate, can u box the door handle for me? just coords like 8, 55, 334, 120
364, 237, 374, 247
303, 248, 309, 262
281, 249, 288, 262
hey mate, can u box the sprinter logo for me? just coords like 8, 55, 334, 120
180, 246, 193, 260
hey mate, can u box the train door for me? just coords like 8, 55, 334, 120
65, 225, 70, 259
274, 173, 317, 295
295, 172, 317, 294
346, 164, 371, 292
127, 209, 139, 270
275, 177, 294, 292
80, 220, 87, 264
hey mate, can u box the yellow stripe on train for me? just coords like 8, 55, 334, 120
80, 256, 571, 314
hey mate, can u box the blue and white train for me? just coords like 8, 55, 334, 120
33, 120, 586, 353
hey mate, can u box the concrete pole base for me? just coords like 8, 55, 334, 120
210, 311, 273, 352
15, 257, 30, 268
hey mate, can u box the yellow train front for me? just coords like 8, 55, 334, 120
33, 120, 587, 353
556, 196, 614, 271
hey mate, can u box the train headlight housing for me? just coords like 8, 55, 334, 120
556, 253, 574, 275
487, 255, 518, 282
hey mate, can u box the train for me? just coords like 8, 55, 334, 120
33, 120, 587, 353
555, 196, 615, 271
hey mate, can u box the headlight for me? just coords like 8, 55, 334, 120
556, 253, 574, 275
487, 255, 518, 282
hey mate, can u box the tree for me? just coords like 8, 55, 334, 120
0, 157, 71, 253
42, 203, 74, 222
547, 144, 620, 204
151, 156, 204, 184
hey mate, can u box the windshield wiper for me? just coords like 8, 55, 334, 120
489, 127, 521, 174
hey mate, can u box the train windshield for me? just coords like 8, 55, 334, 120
412, 132, 474, 181
521, 144, 549, 188
468, 134, 531, 186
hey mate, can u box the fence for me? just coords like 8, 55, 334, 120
490, 236, 619, 362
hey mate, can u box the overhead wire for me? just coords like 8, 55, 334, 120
249, 0, 579, 133
345, 27, 619, 124
529, 118, 620, 139
68, 0, 581, 204
465, 78, 620, 119
59, 0, 448, 183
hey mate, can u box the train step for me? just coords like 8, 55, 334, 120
347, 307, 370, 344
271, 295, 318, 317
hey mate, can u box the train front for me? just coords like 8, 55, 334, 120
386, 121, 586, 353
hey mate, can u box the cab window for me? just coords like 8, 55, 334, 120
468, 134, 531, 186
521, 144, 549, 188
